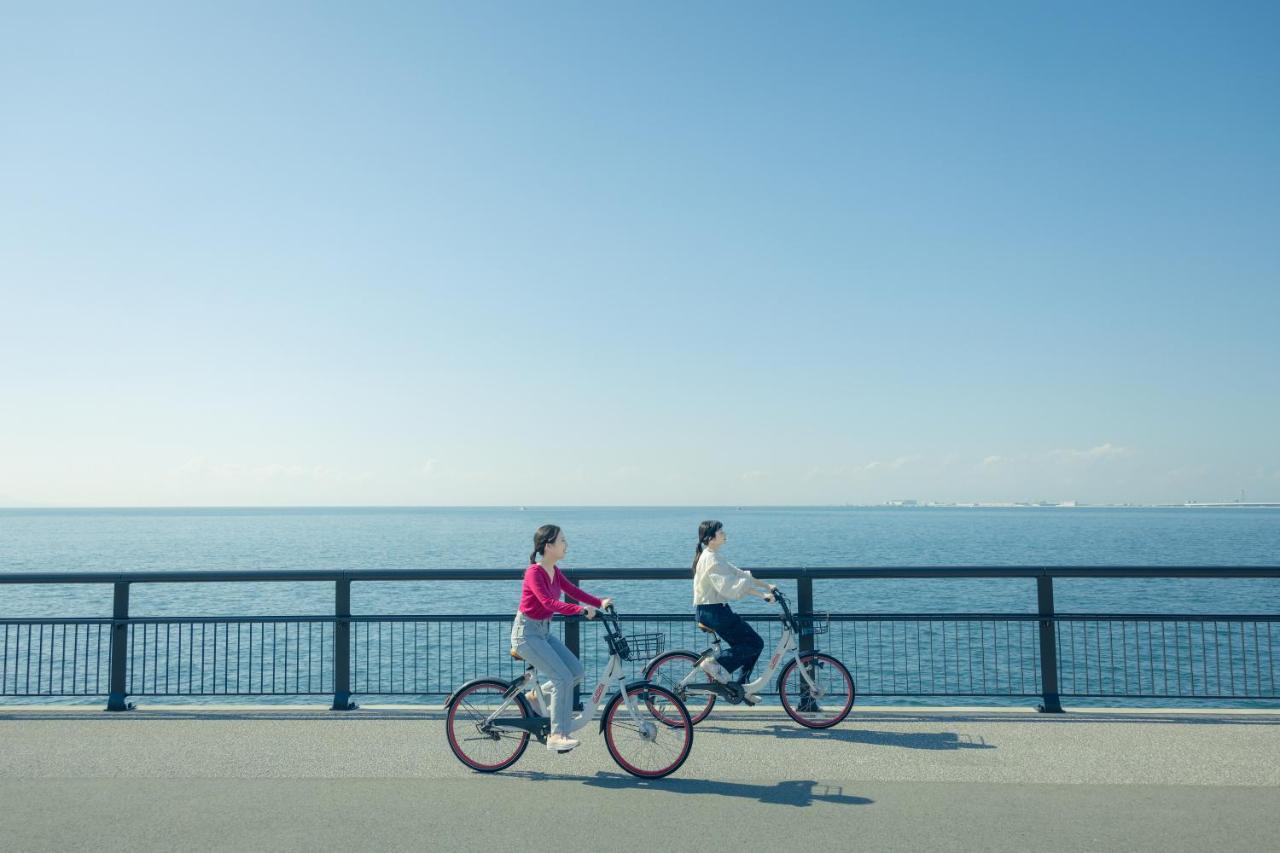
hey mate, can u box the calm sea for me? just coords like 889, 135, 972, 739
2, 506, 1278, 619
3, 507, 1278, 708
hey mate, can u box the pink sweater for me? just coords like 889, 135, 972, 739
518, 564, 603, 619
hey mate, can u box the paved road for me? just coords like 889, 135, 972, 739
2, 706, 1278, 852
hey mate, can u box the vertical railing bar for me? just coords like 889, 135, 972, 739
1123, 620, 1131, 696
1107, 620, 1115, 696
985, 619, 994, 695
1252, 621, 1261, 697
59, 623, 66, 694
1222, 620, 1231, 696
965, 620, 974, 694
1036, 576, 1062, 711
876, 618, 884, 695
1160, 619, 1170, 697
107, 583, 131, 711
1172, 617, 1182, 696
916, 617, 926, 691
270, 622, 277, 694
1268, 621, 1275, 697
31, 622, 40, 696
1152, 617, 1162, 691
332, 580, 355, 709
1215, 619, 1224, 696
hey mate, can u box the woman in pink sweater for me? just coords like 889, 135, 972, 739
510, 524, 612, 752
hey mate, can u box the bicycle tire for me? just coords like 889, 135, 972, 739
777, 652, 855, 729
644, 650, 716, 726
446, 678, 533, 772
602, 682, 694, 778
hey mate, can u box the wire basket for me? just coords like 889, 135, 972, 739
617, 632, 665, 662
794, 615, 830, 637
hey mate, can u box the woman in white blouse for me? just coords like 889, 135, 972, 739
692, 520, 776, 696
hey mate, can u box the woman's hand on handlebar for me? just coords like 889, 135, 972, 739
763, 584, 779, 604
600, 597, 614, 612
582, 605, 598, 620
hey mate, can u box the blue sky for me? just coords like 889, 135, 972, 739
2, 2, 1278, 506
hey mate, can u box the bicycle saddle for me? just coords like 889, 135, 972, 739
696, 623, 718, 634
509, 648, 524, 660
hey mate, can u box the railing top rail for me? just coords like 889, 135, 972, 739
1, 565, 1279, 584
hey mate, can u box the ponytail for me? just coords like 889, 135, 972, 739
692, 520, 723, 574
530, 524, 562, 564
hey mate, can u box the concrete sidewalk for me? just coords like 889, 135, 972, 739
2, 706, 1278, 852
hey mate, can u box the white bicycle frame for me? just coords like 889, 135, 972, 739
483, 645, 657, 739
674, 614, 824, 700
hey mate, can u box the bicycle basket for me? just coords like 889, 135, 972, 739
617, 632, 664, 662
795, 615, 830, 637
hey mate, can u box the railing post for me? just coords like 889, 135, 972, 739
106, 582, 133, 711
564, 574, 582, 711
1037, 574, 1064, 713
797, 574, 815, 655
332, 579, 357, 710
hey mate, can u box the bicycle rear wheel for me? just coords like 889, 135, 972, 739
446, 679, 533, 772
603, 683, 694, 778
644, 651, 716, 725
777, 653, 855, 728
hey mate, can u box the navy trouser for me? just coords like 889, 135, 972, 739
695, 603, 764, 683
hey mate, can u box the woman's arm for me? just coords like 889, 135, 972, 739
706, 557, 754, 600
556, 569, 604, 609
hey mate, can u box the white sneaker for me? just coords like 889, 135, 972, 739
699, 658, 730, 683
546, 733, 579, 752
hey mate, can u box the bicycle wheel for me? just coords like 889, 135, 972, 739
603, 683, 694, 778
446, 679, 533, 772
777, 653, 855, 728
644, 651, 716, 726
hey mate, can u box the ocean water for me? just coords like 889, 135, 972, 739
2, 506, 1278, 620
3, 507, 1278, 708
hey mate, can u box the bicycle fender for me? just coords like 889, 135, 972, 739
596, 679, 659, 734
444, 676, 523, 708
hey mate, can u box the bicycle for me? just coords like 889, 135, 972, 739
445, 605, 695, 778
644, 588, 855, 728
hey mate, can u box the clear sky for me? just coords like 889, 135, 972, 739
2, 2, 1278, 507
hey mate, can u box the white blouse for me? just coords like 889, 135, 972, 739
693, 548, 755, 605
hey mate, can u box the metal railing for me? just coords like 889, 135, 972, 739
2, 567, 1278, 711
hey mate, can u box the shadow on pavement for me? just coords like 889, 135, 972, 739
767, 725, 994, 750
510, 771, 874, 807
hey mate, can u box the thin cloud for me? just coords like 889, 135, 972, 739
860, 455, 920, 473
1049, 443, 1130, 462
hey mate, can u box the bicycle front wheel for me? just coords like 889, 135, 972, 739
778, 653, 855, 728
644, 651, 716, 726
446, 679, 532, 772
603, 683, 694, 778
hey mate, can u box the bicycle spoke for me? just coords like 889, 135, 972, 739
604, 684, 694, 778
447, 680, 532, 772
